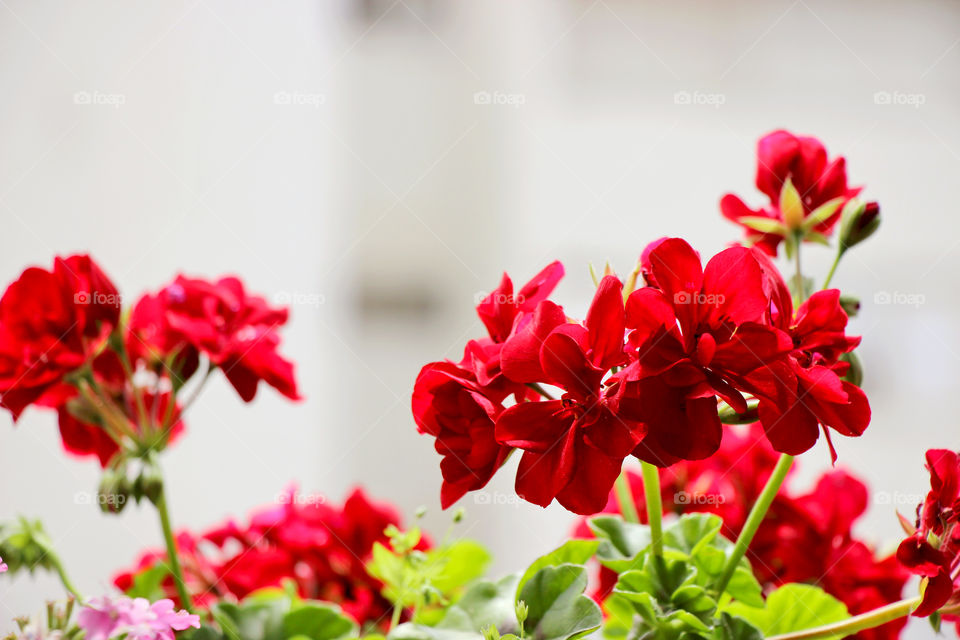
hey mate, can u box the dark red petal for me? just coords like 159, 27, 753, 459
540, 329, 602, 399
495, 400, 569, 453
514, 427, 577, 508
556, 441, 624, 515
585, 276, 625, 370
702, 246, 768, 325
517, 261, 565, 312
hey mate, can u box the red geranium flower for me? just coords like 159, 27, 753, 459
748, 254, 870, 460
495, 276, 645, 515
619, 238, 792, 464
721, 130, 864, 255
114, 486, 424, 627
0, 255, 120, 419
412, 359, 511, 508
897, 449, 960, 618
129, 276, 300, 402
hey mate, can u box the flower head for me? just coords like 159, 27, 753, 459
721, 130, 867, 255
77, 595, 199, 640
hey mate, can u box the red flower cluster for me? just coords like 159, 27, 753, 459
721, 129, 868, 255
0, 255, 299, 466
114, 486, 421, 626
897, 449, 960, 619
414, 238, 869, 514
577, 425, 909, 640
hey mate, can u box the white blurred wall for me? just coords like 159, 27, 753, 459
1, 1, 958, 637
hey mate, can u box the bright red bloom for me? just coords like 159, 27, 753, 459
413, 263, 563, 510
495, 276, 645, 514
129, 276, 300, 402
114, 486, 424, 627
897, 449, 960, 618
0, 255, 120, 419
749, 255, 870, 460
412, 360, 511, 508
620, 239, 792, 464
721, 130, 864, 255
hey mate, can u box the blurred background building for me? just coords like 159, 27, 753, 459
1, 1, 958, 637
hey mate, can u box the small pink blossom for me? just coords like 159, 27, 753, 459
77, 595, 199, 640
0, 555, 7, 572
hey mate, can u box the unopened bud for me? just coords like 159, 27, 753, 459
839, 200, 880, 252
839, 295, 860, 318
98, 469, 131, 515
515, 600, 529, 626
133, 464, 163, 505
839, 352, 863, 388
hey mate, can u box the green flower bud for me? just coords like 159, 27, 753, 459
840, 351, 863, 388
839, 295, 860, 318
133, 464, 163, 505
839, 200, 880, 252
97, 469, 131, 515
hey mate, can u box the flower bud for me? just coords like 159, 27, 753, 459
839, 295, 860, 318
839, 351, 863, 388
98, 469, 131, 515
133, 464, 163, 505
839, 200, 880, 252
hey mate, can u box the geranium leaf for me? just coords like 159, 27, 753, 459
519, 564, 602, 640
725, 583, 849, 639
517, 539, 599, 597
587, 516, 651, 574
283, 603, 357, 640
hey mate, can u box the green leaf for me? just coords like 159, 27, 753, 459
802, 197, 845, 231
519, 564, 602, 640
438, 574, 521, 635
713, 612, 764, 640
737, 216, 789, 236
430, 540, 492, 595
213, 597, 290, 640
726, 584, 849, 639
517, 540, 599, 597
804, 231, 831, 246
283, 603, 357, 640
123, 563, 170, 601
588, 516, 651, 574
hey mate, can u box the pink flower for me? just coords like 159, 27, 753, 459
78, 596, 199, 640
0, 556, 7, 572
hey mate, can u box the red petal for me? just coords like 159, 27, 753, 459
500, 301, 566, 383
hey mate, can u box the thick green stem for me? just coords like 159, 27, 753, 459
154, 479, 195, 613
767, 596, 921, 640
640, 461, 663, 556
614, 471, 640, 524
715, 453, 794, 594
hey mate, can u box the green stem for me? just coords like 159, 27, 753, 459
526, 383, 555, 400
715, 453, 794, 594
793, 233, 805, 303
154, 476, 195, 613
767, 596, 921, 640
640, 461, 663, 556
390, 600, 403, 629
822, 248, 844, 290
48, 551, 83, 601
614, 471, 640, 524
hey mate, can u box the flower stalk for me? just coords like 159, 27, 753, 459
640, 461, 663, 556
766, 596, 921, 640
152, 469, 195, 613
715, 453, 794, 593
614, 471, 640, 524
